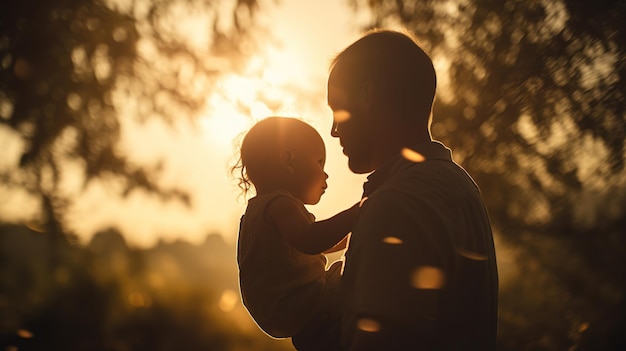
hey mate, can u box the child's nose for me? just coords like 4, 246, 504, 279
330, 121, 339, 137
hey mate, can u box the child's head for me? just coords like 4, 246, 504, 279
233, 117, 329, 205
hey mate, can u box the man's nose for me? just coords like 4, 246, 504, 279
330, 121, 339, 137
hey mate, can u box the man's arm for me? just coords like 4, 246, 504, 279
266, 196, 359, 255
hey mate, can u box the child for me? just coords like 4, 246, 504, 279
232, 116, 359, 351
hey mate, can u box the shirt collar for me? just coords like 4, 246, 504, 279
362, 140, 453, 197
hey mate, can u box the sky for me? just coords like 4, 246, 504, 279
0, 0, 372, 247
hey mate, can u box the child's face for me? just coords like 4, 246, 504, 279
289, 135, 328, 205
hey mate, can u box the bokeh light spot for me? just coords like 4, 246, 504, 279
24, 221, 45, 233
357, 318, 381, 332
55, 267, 70, 285
359, 196, 369, 207
14, 58, 31, 79
147, 272, 165, 288
219, 289, 239, 312
382, 236, 403, 245
129, 292, 152, 307
0, 96, 14, 120
17, 329, 33, 338
333, 109, 351, 123
401, 148, 426, 163
66, 93, 82, 111
112, 27, 128, 42
2, 53, 12, 69
411, 266, 445, 289
457, 248, 487, 261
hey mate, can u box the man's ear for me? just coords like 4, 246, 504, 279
280, 149, 295, 173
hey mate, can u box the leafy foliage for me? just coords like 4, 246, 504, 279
351, 0, 626, 349
0, 225, 295, 350
354, 0, 625, 229
0, 0, 260, 237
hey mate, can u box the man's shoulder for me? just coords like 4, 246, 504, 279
367, 160, 480, 210
389, 159, 469, 188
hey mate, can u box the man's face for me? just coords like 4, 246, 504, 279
289, 134, 329, 205
327, 77, 377, 174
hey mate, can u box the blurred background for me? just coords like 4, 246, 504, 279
0, 0, 624, 350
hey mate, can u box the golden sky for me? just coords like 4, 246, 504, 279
0, 0, 372, 247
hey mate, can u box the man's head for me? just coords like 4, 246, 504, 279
327, 29, 437, 174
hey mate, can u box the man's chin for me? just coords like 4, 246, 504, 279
348, 159, 374, 174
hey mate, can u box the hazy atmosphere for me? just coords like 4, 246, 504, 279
1, 0, 624, 350
1, 0, 368, 247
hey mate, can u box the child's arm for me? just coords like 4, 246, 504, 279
266, 196, 359, 255
323, 235, 349, 254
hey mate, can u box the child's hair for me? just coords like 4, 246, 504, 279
231, 135, 254, 198
231, 116, 317, 198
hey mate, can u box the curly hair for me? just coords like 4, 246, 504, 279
230, 149, 253, 199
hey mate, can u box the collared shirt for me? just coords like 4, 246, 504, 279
341, 141, 498, 350
362, 141, 454, 197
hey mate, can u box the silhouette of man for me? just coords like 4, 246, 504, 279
328, 29, 498, 350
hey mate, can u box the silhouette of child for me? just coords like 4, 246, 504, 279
233, 116, 358, 351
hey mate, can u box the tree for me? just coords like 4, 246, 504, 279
0, 224, 295, 351
0, 0, 261, 243
350, 0, 626, 349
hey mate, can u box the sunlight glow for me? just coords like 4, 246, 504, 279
432, 55, 454, 103
411, 266, 445, 289
222, 75, 257, 105
199, 40, 313, 149
250, 101, 272, 118
0, 0, 365, 247
199, 108, 250, 149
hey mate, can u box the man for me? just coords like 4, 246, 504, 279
328, 29, 498, 350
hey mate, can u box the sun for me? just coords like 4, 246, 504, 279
198, 44, 309, 150
198, 106, 250, 151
